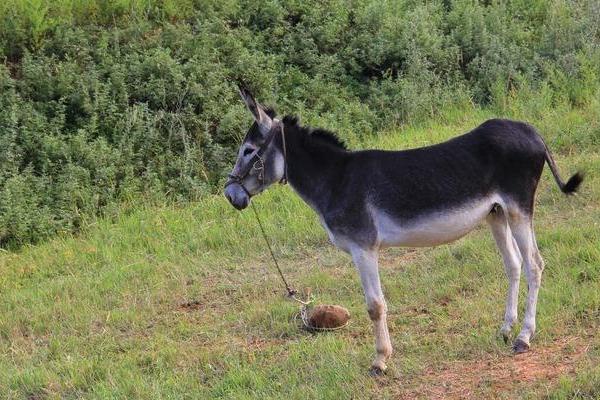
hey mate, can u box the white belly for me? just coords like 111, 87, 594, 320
372, 196, 501, 247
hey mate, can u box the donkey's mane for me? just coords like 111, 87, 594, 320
283, 115, 347, 151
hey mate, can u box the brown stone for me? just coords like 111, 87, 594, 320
307, 304, 350, 329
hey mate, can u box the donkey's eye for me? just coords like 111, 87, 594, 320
243, 148, 254, 157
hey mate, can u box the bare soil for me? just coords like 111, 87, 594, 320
394, 336, 589, 399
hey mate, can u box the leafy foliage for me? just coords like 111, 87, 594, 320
0, 0, 599, 245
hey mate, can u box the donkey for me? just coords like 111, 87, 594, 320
224, 88, 583, 374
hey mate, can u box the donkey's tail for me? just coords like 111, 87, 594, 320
542, 139, 584, 194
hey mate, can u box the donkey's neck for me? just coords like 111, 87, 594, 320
281, 121, 347, 213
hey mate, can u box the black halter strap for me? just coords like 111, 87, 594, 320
225, 121, 287, 193
279, 121, 288, 185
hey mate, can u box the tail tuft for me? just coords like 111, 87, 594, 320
561, 172, 584, 194
541, 133, 584, 195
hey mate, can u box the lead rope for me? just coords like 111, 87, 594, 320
251, 205, 347, 332
250, 201, 311, 306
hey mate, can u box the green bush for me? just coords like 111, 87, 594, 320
0, 0, 599, 246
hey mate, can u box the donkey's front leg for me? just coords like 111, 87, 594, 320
351, 247, 392, 374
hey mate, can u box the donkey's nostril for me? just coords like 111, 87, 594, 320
224, 182, 250, 210
224, 186, 235, 203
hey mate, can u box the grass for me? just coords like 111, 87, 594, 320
1, 103, 599, 399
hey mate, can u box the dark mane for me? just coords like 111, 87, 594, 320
311, 128, 347, 150
264, 107, 277, 118
283, 115, 347, 151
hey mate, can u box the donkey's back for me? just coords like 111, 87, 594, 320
345, 118, 545, 214
326, 119, 549, 242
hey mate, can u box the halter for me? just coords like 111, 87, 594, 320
225, 118, 350, 332
224, 121, 287, 195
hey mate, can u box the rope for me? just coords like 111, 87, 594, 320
251, 202, 350, 331
248, 123, 312, 306
250, 201, 297, 298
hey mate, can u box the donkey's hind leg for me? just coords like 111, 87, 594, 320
507, 210, 545, 353
487, 207, 523, 343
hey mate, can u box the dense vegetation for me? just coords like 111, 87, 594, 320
1, 0, 599, 245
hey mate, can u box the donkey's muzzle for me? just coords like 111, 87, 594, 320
224, 182, 250, 210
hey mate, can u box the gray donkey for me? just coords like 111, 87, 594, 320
224, 88, 583, 374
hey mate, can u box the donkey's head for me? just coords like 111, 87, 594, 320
224, 88, 285, 210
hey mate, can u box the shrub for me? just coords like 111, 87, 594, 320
0, 0, 598, 246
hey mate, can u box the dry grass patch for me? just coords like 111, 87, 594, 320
394, 336, 591, 399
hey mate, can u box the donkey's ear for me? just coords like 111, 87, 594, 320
238, 87, 273, 136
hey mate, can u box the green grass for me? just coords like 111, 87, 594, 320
1, 105, 599, 399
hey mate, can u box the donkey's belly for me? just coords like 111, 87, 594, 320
373, 196, 500, 248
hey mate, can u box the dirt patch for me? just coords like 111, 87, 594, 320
379, 249, 422, 270
178, 300, 204, 311
394, 336, 589, 399
244, 336, 288, 351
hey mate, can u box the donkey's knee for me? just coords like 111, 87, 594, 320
367, 299, 386, 321
366, 298, 392, 361
526, 260, 543, 288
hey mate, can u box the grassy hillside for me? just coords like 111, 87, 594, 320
1, 105, 599, 399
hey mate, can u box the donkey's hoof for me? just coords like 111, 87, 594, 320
513, 339, 530, 354
369, 365, 386, 377
501, 331, 511, 344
